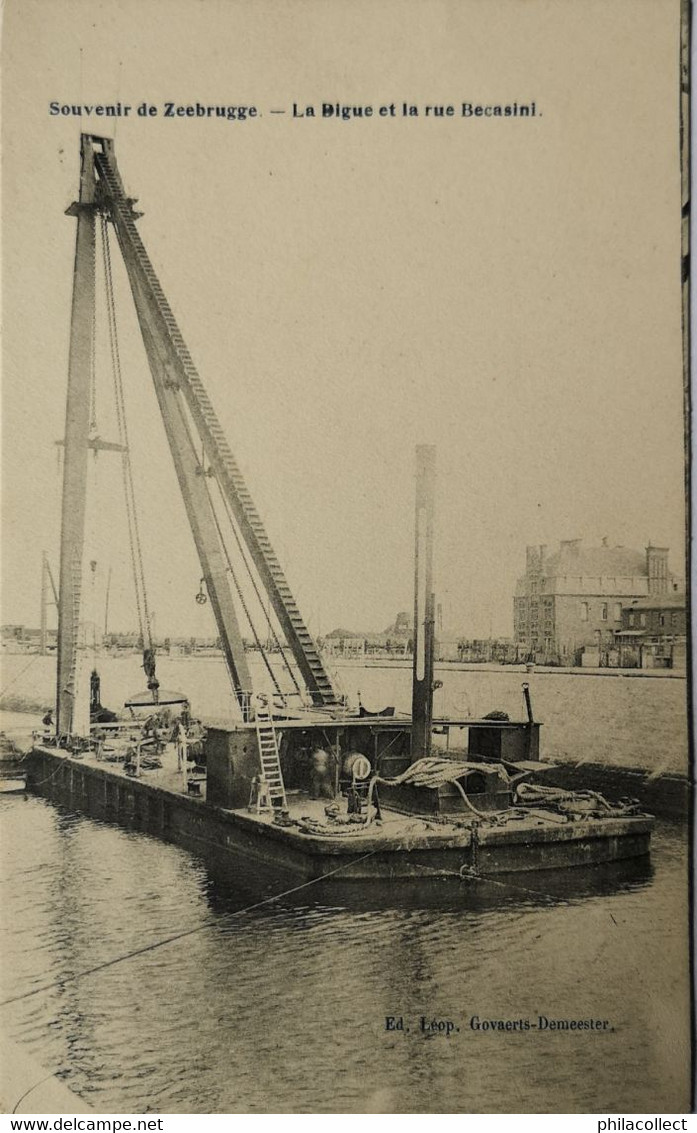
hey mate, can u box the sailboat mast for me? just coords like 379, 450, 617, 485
56, 138, 97, 734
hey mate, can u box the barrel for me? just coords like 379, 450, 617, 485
342, 751, 371, 781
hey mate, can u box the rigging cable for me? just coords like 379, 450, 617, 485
188, 424, 284, 699
213, 481, 303, 699
101, 210, 309, 705
174, 390, 301, 701
0, 655, 39, 700
206, 476, 285, 700
162, 341, 303, 697
100, 214, 153, 653
89, 272, 97, 433
100, 179, 314, 703
0, 847, 380, 1009
148, 368, 277, 703
0, 842, 380, 1114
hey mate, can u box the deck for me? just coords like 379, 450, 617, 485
25, 740, 653, 881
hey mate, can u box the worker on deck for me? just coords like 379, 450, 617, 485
42, 708, 53, 739
310, 745, 333, 799
175, 719, 189, 773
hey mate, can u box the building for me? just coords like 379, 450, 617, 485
323, 612, 413, 657
1, 624, 57, 652
456, 638, 520, 664
615, 592, 687, 669
513, 539, 679, 665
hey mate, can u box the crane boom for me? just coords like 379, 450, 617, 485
84, 134, 339, 710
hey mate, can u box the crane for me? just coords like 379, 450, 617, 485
56, 134, 340, 735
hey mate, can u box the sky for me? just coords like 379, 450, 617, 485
1, 0, 687, 642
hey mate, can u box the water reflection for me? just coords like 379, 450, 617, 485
198, 842, 654, 916
0, 795, 689, 1114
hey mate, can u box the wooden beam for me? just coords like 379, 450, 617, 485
56, 137, 96, 734
411, 444, 436, 762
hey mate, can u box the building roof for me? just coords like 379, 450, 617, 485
624, 592, 686, 611
544, 544, 647, 578
326, 611, 413, 641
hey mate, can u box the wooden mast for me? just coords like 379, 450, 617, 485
56, 137, 97, 735
411, 444, 436, 761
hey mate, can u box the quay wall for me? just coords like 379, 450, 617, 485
546, 762, 690, 818
1, 653, 689, 778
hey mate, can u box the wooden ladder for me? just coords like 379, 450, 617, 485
254, 700, 288, 811
64, 556, 83, 700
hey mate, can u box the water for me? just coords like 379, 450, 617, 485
0, 653, 689, 773
0, 658, 691, 1112
0, 795, 691, 1113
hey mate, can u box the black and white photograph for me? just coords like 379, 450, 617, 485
0, 0, 692, 1116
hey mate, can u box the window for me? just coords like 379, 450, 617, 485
659, 614, 665, 627
672, 612, 678, 628
628, 612, 635, 627
581, 602, 589, 622
601, 603, 608, 621
640, 613, 647, 628
614, 603, 622, 621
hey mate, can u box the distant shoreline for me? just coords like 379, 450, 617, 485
332, 658, 686, 679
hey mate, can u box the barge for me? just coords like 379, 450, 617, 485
27, 133, 653, 884
28, 711, 653, 882
27, 673, 654, 882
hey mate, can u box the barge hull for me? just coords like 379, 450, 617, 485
26, 747, 652, 882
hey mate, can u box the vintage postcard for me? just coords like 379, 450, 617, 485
0, 0, 692, 1117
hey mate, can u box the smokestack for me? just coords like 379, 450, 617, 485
646, 544, 669, 595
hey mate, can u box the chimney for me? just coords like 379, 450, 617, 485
646, 544, 669, 595
559, 538, 582, 571
526, 545, 541, 573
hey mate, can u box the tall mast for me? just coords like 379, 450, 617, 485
411, 444, 436, 761
56, 138, 97, 734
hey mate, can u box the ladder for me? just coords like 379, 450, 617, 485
64, 556, 83, 702
254, 700, 288, 811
